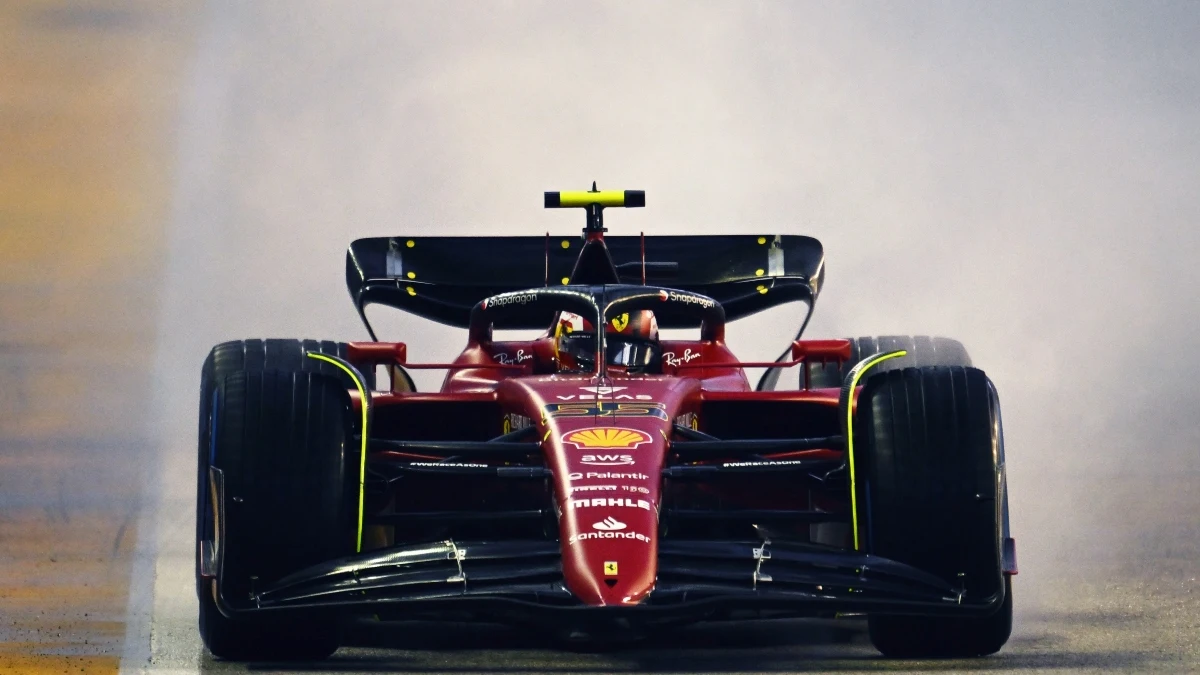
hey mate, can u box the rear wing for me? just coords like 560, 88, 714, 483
346, 234, 824, 333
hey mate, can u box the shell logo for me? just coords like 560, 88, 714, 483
562, 427, 652, 450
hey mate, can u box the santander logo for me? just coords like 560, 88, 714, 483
568, 516, 652, 544
592, 517, 626, 531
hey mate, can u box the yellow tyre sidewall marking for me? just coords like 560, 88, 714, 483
846, 350, 907, 551
306, 352, 369, 553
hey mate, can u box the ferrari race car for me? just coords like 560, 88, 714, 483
195, 188, 1016, 661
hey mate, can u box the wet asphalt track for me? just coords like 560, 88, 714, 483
0, 2, 1185, 673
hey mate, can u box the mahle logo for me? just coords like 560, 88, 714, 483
571, 497, 652, 511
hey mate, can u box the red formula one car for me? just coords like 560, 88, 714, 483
195, 188, 1016, 661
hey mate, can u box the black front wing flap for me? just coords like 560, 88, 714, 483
214, 539, 1005, 624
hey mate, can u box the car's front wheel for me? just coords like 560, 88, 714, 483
856, 365, 1012, 658
196, 359, 354, 661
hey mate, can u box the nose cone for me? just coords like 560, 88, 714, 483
553, 425, 664, 606
505, 376, 699, 606
561, 490, 659, 605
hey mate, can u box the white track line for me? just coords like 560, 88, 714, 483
120, 2, 238, 671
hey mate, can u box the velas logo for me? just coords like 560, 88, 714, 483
593, 517, 626, 531
562, 428, 651, 450
555, 393, 653, 401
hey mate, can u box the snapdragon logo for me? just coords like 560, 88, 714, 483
667, 291, 715, 309
482, 292, 536, 309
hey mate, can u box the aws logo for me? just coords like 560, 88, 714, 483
580, 454, 635, 466
562, 428, 651, 450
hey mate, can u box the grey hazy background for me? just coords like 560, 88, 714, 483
151, 0, 1199, 638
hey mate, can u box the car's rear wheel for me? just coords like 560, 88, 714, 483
856, 366, 1012, 658
195, 339, 358, 661
807, 335, 970, 389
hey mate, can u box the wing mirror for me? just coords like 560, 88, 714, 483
347, 341, 408, 365
792, 339, 852, 390
791, 339, 852, 363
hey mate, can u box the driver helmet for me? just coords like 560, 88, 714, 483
554, 310, 661, 373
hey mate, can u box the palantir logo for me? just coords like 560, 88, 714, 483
592, 517, 627, 531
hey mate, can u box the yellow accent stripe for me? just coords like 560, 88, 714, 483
846, 349, 907, 551
553, 190, 629, 207
305, 352, 369, 553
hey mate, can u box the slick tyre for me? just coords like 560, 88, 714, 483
856, 366, 1012, 658
196, 339, 364, 590
807, 335, 970, 389
195, 340, 358, 661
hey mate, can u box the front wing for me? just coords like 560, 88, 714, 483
210, 538, 1006, 625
